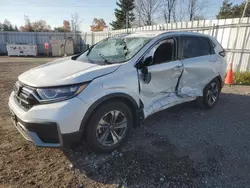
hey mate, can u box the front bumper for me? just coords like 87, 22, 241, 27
8, 91, 89, 148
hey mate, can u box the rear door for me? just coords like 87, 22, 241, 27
138, 37, 183, 116
177, 35, 220, 97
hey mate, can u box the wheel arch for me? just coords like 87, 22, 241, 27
80, 93, 144, 133
216, 75, 223, 89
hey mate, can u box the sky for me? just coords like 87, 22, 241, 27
0, 0, 246, 32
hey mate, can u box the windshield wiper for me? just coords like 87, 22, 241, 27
87, 47, 112, 64
93, 49, 112, 64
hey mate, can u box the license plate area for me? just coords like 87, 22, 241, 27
9, 109, 31, 141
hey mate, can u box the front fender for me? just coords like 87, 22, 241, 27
79, 92, 143, 131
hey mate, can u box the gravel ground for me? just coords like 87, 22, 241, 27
0, 56, 250, 188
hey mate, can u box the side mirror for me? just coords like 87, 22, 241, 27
144, 56, 153, 66
86, 44, 90, 49
136, 56, 153, 69
219, 50, 226, 57
136, 56, 152, 84
141, 66, 151, 84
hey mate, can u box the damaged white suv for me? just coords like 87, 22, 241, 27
9, 31, 227, 152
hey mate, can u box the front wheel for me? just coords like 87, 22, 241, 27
197, 79, 221, 109
86, 101, 133, 152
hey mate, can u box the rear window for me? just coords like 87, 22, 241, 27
181, 36, 214, 59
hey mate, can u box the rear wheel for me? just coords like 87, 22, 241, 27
197, 78, 221, 109
86, 101, 133, 152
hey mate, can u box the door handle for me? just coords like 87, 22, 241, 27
209, 57, 217, 62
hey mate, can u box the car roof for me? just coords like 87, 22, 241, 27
114, 31, 211, 39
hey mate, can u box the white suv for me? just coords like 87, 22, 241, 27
8, 31, 227, 152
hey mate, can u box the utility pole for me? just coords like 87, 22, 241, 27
242, 0, 249, 19
138, 12, 141, 27
71, 20, 76, 40
126, 10, 129, 33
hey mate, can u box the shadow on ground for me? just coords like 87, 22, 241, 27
64, 92, 250, 187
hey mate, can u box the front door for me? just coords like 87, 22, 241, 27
138, 37, 183, 117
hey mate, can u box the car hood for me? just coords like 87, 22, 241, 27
18, 57, 120, 87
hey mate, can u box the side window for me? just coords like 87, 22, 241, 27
153, 38, 176, 65
140, 38, 176, 67
181, 36, 213, 59
208, 39, 216, 54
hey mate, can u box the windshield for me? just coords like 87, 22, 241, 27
77, 37, 151, 64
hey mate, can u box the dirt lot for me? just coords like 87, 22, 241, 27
1, 56, 250, 188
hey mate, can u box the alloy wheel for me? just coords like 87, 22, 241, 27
96, 110, 128, 147
207, 82, 219, 106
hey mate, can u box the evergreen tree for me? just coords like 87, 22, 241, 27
9, 24, 13, 31
217, 0, 250, 19
3, 24, 9, 31
3, 19, 11, 31
14, 25, 18, 31
110, 0, 135, 30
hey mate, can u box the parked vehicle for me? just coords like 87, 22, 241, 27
8, 31, 227, 152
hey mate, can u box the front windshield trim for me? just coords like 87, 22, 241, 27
77, 36, 153, 64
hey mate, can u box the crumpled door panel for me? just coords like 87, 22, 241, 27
139, 60, 184, 117
178, 55, 220, 97
143, 92, 195, 117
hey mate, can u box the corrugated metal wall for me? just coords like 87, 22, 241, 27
82, 17, 250, 72
0, 32, 85, 55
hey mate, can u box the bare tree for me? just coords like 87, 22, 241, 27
162, 0, 187, 23
132, 10, 142, 27
162, 0, 176, 23
71, 13, 82, 32
135, 0, 162, 26
20, 15, 34, 32
172, 0, 187, 22
32, 20, 51, 32
172, 4, 178, 22
90, 18, 107, 32
193, 15, 206, 20
63, 20, 71, 32
187, 0, 207, 21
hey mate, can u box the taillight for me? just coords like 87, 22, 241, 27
219, 50, 226, 57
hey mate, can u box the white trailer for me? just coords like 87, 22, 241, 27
6, 44, 38, 56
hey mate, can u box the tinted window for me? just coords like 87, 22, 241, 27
152, 38, 176, 65
208, 39, 216, 54
181, 36, 212, 59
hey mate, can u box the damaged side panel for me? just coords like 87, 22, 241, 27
140, 54, 220, 118
138, 62, 197, 118
177, 55, 220, 97
138, 60, 186, 118
143, 92, 195, 117
138, 34, 221, 118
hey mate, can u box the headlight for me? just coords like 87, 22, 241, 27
36, 84, 88, 103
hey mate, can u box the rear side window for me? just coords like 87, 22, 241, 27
181, 36, 214, 59
208, 39, 216, 54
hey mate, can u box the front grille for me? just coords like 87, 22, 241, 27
13, 81, 39, 110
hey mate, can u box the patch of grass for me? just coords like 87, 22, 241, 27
233, 72, 250, 85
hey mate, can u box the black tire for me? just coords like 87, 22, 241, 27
197, 78, 221, 109
86, 100, 133, 153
